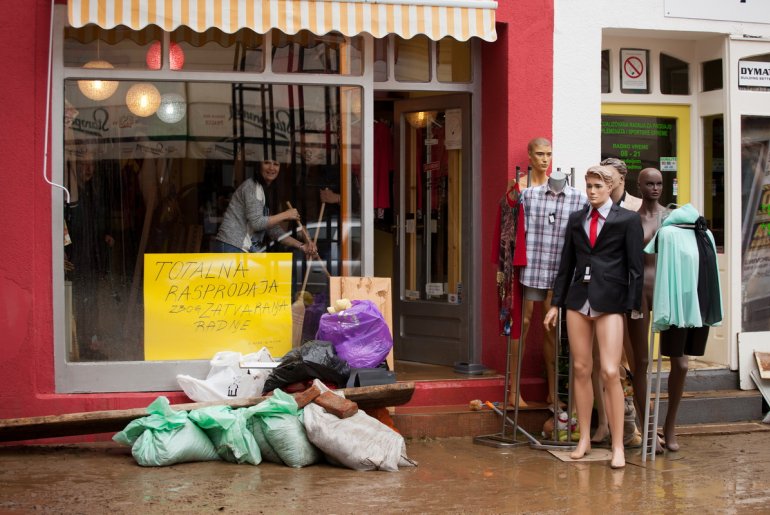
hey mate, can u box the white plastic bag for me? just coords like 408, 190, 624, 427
177, 349, 273, 402
302, 380, 416, 472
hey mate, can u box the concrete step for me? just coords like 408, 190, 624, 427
654, 366, 738, 393
653, 389, 764, 425
393, 390, 764, 439
392, 404, 552, 439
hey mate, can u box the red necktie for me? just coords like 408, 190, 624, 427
589, 209, 600, 247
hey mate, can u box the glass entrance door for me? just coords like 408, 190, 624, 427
393, 94, 471, 365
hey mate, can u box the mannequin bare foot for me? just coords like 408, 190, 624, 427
570, 438, 591, 460
591, 425, 610, 444
664, 428, 680, 452
507, 393, 529, 409
610, 446, 626, 469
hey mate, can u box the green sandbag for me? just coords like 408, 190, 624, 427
246, 416, 283, 465
113, 396, 220, 467
244, 389, 321, 468
188, 405, 262, 465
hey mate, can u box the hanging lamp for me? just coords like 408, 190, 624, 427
157, 93, 187, 123
146, 41, 185, 70
126, 83, 161, 117
77, 60, 119, 101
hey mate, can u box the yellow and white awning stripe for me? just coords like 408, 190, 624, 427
68, 0, 497, 42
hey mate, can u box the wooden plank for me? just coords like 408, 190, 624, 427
329, 277, 394, 370
0, 382, 414, 443
755, 351, 770, 379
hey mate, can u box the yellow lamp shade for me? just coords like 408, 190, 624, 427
77, 61, 119, 101
126, 83, 161, 117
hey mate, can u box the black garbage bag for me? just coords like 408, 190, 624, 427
263, 340, 350, 394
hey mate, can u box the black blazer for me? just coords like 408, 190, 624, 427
552, 203, 643, 313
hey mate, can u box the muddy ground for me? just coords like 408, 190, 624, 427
1, 431, 769, 514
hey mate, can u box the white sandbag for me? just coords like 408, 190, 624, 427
177, 349, 274, 402
302, 380, 416, 472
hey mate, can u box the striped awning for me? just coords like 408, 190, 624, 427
67, 0, 497, 42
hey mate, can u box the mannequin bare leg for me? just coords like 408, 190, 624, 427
507, 338, 528, 408
590, 339, 610, 443
507, 300, 536, 407
663, 355, 688, 452
566, 310, 594, 460
595, 313, 626, 469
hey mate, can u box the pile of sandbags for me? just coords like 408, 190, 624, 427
113, 380, 415, 472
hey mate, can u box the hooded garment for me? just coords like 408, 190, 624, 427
645, 203, 723, 332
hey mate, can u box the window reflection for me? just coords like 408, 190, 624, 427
63, 80, 361, 361
272, 30, 362, 75
395, 35, 430, 82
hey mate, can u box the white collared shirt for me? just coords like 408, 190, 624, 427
583, 197, 613, 239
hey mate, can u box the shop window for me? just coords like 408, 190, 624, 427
703, 115, 724, 251
702, 59, 723, 92
271, 30, 362, 75
62, 79, 362, 362
660, 53, 689, 95
601, 49, 611, 93
374, 38, 388, 82
739, 116, 770, 332
394, 35, 430, 82
172, 27, 264, 72
738, 52, 770, 92
64, 24, 159, 69
437, 37, 471, 83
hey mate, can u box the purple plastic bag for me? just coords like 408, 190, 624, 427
315, 300, 393, 368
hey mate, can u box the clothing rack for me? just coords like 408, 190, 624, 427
475, 165, 578, 450
641, 322, 664, 462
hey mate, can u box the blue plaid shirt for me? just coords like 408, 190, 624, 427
520, 183, 587, 290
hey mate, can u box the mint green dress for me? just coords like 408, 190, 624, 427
644, 203, 722, 332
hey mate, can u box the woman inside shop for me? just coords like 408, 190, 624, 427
544, 165, 643, 469
214, 159, 317, 257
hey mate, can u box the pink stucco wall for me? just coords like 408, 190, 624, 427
481, 1, 553, 394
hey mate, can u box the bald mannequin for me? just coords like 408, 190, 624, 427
518, 137, 553, 190
627, 168, 672, 451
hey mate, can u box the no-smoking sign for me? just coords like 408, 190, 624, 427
620, 49, 648, 91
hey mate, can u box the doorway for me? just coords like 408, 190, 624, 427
374, 93, 473, 367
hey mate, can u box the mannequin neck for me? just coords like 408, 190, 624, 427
548, 171, 567, 193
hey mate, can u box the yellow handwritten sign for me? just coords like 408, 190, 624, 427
144, 253, 292, 360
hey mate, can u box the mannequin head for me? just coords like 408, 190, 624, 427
528, 137, 553, 177
600, 157, 628, 203
638, 167, 663, 202
584, 165, 614, 208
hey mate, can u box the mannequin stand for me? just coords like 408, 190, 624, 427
641, 326, 663, 462
474, 295, 538, 447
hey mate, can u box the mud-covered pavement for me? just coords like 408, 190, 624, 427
1, 431, 769, 514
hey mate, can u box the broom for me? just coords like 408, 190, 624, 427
291, 202, 326, 348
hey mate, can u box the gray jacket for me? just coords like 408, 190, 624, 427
215, 178, 284, 251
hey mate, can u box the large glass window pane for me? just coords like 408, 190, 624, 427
600, 115, 678, 206
62, 80, 362, 362
394, 35, 430, 82
437, 37, 471, 83
64, 24, 159, 69
402, 109, 462, 301
703, 115, 724, 251
172, 27, 264, 72
740, 116, 770, 332
374, 38, 388, 82
702, 59, 723, 92
271, 30, 362, 75
601, 49, 611, 93
660, 53, 690, 95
